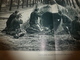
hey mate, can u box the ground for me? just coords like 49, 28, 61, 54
0, 19, 80, 51
0, 19, 55, 51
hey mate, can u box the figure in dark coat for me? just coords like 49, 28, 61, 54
71, 16, 80, 40
2, 11, 19, 33
27, 8, 42, 33
29, 9, 39, 27
10, 14, 24, 39
11, 14, 23, 32
6, 11, 19, 29
62, 14, 72, 33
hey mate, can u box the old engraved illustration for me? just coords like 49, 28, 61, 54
0, 0, 80, 51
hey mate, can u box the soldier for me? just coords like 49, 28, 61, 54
62, 15, 72, 34
58, 11, 71, 34
27, 8, 42, 33
10, 14, 23, 34
6, 11, 19, 29
71, 16, 80, 40
10, 14, 24, 38
2, 11, 19, 33
29, 8, 39, 27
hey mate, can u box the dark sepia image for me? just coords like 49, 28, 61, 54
0, 0, 80, 51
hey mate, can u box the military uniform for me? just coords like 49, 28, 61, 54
71, 17, 80, 40
29, 11, 39, 27
6, 11, 19, 29
11, 17, 23, 32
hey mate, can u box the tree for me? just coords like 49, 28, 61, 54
75, 0, 80, 8
22, 0, 24, 8
17, 0, 20, 9
41, 0, 42, 3
30, 0, 31, 7
32, 0, 35, 6
66, 0, 69, 5
68, 0, 71, 6
35, 0, 37, 4
0, 0, 2, 11
9, 0, 13, 11
72, 0, 76, 8
26, 0, 28, 7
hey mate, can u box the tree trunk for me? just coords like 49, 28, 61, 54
22, 0, 24, 8
17, 0, 20, 9
60, 0, 65, 6
26, 0, 28, 7
41, 0, 42, 3
9, 0, 13, 11
33, 0, 34, 5
75, 0, 80, 8
66, 0, 69, 5
35, 0, 37, 4
68, 0, 71, 6
30, 0, 31, 7
36, 0, 38, 3
72, 0, 76, 8
0, 0, 2, 11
